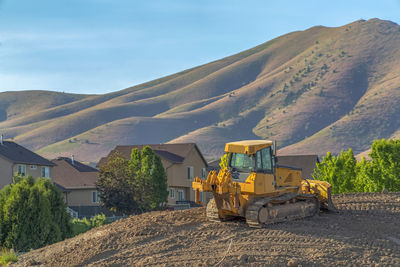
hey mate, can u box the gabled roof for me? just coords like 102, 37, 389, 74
97, 143, 207, 167
56, 157, 97, 172
153, 150, 184, 163
52, 157, 98, 189
0, 141, 55, 166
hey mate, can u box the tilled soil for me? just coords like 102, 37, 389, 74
14, 192, 400, 266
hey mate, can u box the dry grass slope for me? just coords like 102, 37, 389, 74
0, 19, 399, 162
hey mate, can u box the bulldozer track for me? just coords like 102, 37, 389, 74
245, 193, 320, 228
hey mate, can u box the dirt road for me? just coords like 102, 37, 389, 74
14, 192, 400, 266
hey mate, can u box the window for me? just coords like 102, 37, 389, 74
200, 192, 203, 202
261, 147, 272, 171
41, 166, 50, 178
230, 153, 253, 171
187, 166, 194, 180
256, 151, 262, 169
30, 165, 37, 170
92, 191, 99, 203
17, 165, 26, 176
201, 168, 206, 179
178, 190, 184, 201
169, 188, 175, 199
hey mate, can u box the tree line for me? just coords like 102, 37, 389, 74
313, 139, 400, 194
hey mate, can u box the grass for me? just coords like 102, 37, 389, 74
0, 248, 18, 265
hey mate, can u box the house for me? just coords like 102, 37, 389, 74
51, 157, 111, 218
277, 155, 320, 179
0, 139, 55, 189
98, 143, 211, 208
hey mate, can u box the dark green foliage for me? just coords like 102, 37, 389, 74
97, 146, 168, 214
96, 151, 139, 214
313, 139, 400, 194
0, 176, 72, 251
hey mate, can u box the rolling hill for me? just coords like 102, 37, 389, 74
0, 18, 399, 164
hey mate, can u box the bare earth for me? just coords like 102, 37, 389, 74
14, 193, 400, 266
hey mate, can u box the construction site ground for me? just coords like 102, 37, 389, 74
14, 192, 400, 266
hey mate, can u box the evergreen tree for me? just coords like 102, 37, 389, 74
0, 175, 71, 251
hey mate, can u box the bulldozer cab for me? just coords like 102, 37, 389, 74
226, 140, 276, 183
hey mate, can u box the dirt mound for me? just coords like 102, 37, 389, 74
14, 193, 400, 266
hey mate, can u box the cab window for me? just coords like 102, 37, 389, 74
261, 148, 272, 171
230, 153, 253, 171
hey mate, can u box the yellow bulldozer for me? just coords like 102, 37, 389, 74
192, 140, 336, 227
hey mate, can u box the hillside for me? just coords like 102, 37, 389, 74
13, 193, 400, 266
0, 18, 399, 163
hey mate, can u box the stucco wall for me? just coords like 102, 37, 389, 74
65, 188, 100, 206
0, 158, 13, 188
165, 147, 210, 205
12, 164, 53, 179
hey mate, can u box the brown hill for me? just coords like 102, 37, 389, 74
0, 18, 399, 163
13, 193, 400, 266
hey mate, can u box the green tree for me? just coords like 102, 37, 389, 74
96, 151, 139, 214
129, 147, 168, 210
366, 139, 400, 191
355, 158, 378, 192
0, 175, 72, 251
312, 149, 357, 194
97, 147, 168, 213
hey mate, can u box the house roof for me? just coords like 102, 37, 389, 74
0, 141, 55, 166
51, 157, 98, 189
97, 143, 207, 167
56, 157, 98, 172
276, 154, 320, 179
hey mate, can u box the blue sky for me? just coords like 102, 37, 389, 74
0, 0, 399, 94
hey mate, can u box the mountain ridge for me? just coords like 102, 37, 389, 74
0, 18, 399, 163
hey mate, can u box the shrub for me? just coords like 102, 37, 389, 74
0, 247, 18, 265
71, 214, 109, 236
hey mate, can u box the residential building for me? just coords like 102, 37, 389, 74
51, 157, 110, 218
0, 140, 55, 188
98, 143, 211, 208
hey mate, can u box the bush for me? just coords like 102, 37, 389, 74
71, 214, 109, 236
0, 247, 18, 265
